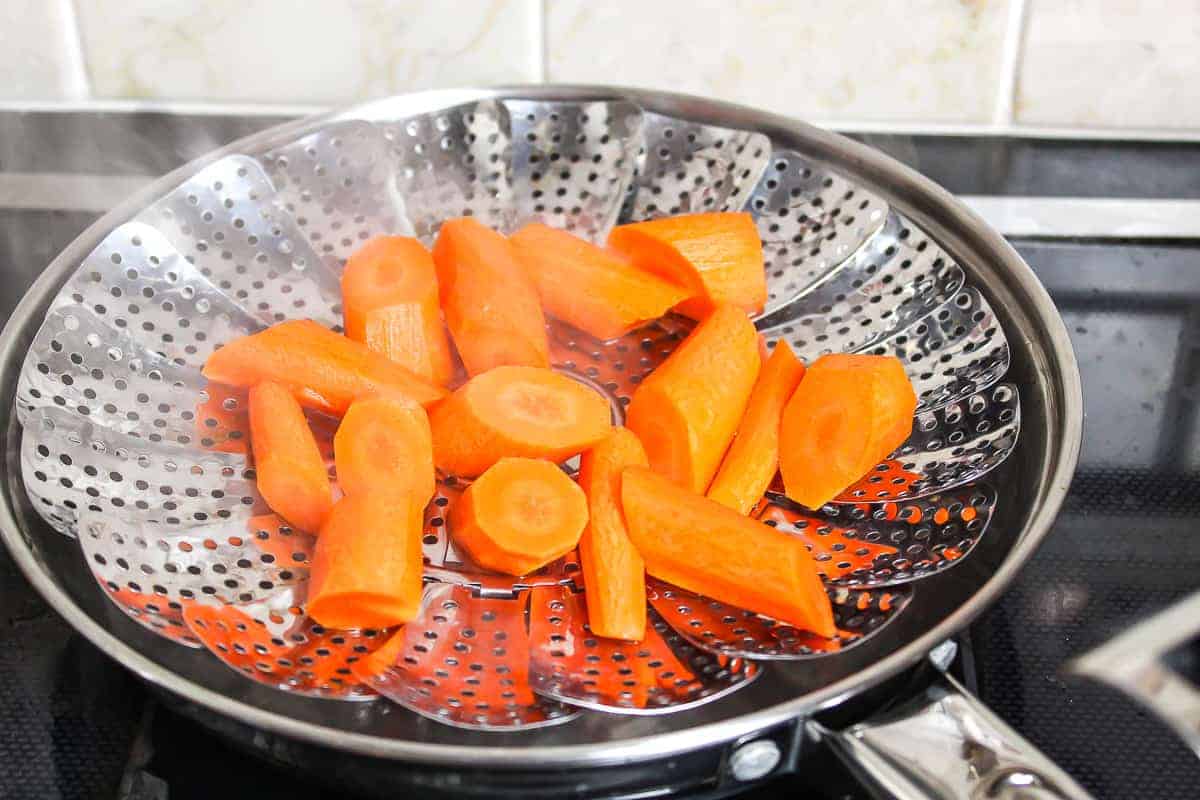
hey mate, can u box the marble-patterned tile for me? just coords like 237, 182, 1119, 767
76, 0, 539, 104
546, 0, 1013, 123
1017, 0, 1200, 129
0, 0, 85, 100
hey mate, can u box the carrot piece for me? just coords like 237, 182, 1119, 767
432, 217, 549, 376
578, 428, 648, 640
449, 457, 587, 576
430, 365, 612, 477
779, 354, 917, 509
334, 396, 435, 504
342, 236, 455, 386
248, 381, 333, 533
308, 492, 424, 629
707, 342, 807, 514
608, 211, 766, 319
203, 319, 446, 416
625, 304, 760, 493
621, 466, 835, 637
509, 223, 692, 340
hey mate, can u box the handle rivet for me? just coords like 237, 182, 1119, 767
729, 739, 781, 782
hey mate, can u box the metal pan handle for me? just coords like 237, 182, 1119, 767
810, 647, 1094, 800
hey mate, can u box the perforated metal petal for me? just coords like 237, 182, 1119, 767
359, 583, 579, 729
263, 121, 412, 263
21, 407, 259, 533
647, 580, 912, 660
78, 512, 312, 609
865, 286, 1010, 413
749, 150, 889, 318
140, 155, 343, 329
758, 485, 997, 587
16, 306, 211, 448
420, 477, 582, 596
626, 113, 770, 221
528, 586, 759, 714
49, 222, 264, 370
183, 603, 382, 700
97, 581, 203, 648
757, 211, 965, 358
507, 99, 643, 242
381, 100, 515, 242
831, 383, 1019, 503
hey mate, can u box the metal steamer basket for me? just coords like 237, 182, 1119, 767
0, 87, 1084, 798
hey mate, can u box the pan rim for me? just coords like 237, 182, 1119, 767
0, 84, 1083, 767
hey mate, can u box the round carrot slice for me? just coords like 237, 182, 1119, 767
334, 396, 435, 503
430, 365, 612, 477
449, 457, 588, 576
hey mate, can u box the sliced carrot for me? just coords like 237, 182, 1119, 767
308, 492, 424, 629
449, 457, 587, 576
248, 381, 333, 533
432, 217, 549, 376
625, 304, 760, 493
707, 342, 806, 514
509, 223, 692, 340
621, 466, 835, 637
430, 365, 612, 477
608, 211, 766, 319
342, 236, 455, 386
203, 319, 446, 416
779, 354, 917, 509
334, 395, 434, 503
577, 428, 648, 641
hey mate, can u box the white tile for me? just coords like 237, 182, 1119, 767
1017, 0, 1200, 129
546, 0, 1013, 123
76, 0, 539, 105
0, 0, 87, 100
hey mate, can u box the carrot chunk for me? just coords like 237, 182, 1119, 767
779, 354, 917, 509
625, 304, 760, 492
608, 211, 766, 319
308, 492, 424, 629
432, 217, 549, 376
203, 319, 446, 416
335, 396, 435, 504
578, 428, 648, 640
430, 365, 612, 477
707, 341, 806, 514
449, 457, 587, 576
342, 236, 455, 386
248, 381, 333, 533
509, 222, 691, 340
621, 466, 835, 637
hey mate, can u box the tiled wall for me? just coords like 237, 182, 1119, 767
2, 0, 1198, 131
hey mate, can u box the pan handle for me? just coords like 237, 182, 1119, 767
809, 648, 1094, 800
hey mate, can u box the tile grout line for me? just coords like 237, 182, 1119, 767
58, 0, 92, 101
993, 0, 1029, 127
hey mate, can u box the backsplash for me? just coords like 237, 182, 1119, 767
1, 0, 1197, 132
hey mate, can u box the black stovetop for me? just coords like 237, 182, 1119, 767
2, 113, 1200, 799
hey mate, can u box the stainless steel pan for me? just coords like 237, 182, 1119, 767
0, 86, 1085, 798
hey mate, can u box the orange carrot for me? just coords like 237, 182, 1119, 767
779, 354, 916, 509
625, 304, 760, 492
707, 341, 806, 514
621, 466, 835, 637
308, 492, 424, 629
509, 223, 691, 340
248, 381, 333, 533
203, 319, 446, 416
449, 457, 587, 576
342, 236, 455, 386
608, 211, 766, 319
432, 217, 549, 376
334, 395, 434, 503
578, 428, 648, 640
430, 365, 612, 477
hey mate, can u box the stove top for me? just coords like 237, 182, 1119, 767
2, 112, 1199, 799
